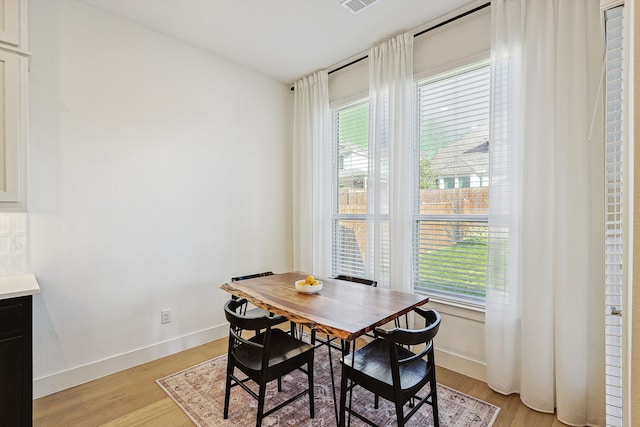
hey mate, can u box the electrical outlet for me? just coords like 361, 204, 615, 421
161, 309, 171, 324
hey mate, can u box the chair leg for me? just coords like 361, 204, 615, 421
277, 376, 282, 392
394, 397, 406, 427
223, 359, 234, 419
256, 381, 267, 427
429, 352, 439, 427
308, 354, 315, 418
430, 379, 439, 426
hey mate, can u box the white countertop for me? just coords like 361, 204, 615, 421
0, 273, 40, 300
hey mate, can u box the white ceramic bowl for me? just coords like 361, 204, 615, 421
295, 279, 323, 294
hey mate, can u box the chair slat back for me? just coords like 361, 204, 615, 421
224, 298, 286, 371
229, 324, 264, 350
375, 308, 441, 365
224, 298, 286, 331
334, 274, 377, 287
231, 271, 274, 282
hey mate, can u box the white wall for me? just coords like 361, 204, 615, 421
329, 6, 491, 381
28, 0, 293, 397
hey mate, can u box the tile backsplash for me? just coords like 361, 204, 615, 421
0, 213, 27, 275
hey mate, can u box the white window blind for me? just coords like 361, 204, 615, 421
603, 5, 624, 427
414, 61, 490, 304
332, 98, 369, 277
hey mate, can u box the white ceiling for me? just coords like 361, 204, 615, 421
80, 0, 476, 84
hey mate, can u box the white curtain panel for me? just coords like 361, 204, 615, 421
485, 1, 605, 425
368, 33, 414, 292
292, 71, 331, 277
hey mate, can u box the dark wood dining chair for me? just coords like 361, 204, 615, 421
307, 274, 378, 422
231, 271, 299, 337
223, 298, 315, 427
332, 275, 408, 329
231, 271, 274, 318
310, 274, 378, 349
339, 307, 441, 427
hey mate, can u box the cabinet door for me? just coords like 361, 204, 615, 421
0, 50, 21, 204
0, 335, 24, 426
0, 0, 19, 47
0, 296, 31, 426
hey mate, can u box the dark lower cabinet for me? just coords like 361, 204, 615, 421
0, 296, 32, 427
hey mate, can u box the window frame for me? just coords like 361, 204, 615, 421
412, 58, 491, 307
331, 94, 371, 279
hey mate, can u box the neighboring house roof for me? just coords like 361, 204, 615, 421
429, 125, 489, 178
340, 124, 490, 182
339, 146, 368, 178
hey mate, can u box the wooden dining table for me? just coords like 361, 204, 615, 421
219, 271, 430, 342
219, 271, 430, 427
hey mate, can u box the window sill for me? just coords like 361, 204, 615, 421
421, 295, 485, 323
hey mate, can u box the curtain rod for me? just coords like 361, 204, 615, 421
290, 1, 490, 91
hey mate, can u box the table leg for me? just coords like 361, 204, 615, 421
338, 339, 355, 427
338, 343, 347, 427
326, 336, 339, 424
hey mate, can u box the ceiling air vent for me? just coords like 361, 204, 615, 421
340, 0, 377, 15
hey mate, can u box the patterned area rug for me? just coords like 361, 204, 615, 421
157, 342, 500, 426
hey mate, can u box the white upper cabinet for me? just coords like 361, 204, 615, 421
0, 0, 26, 51
0, 0, 27, 211
0, 50, 21, 203
0, 0, 20, 47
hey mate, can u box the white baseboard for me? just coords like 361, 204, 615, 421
435, 347, 487, 382
33, 323, 229, 399
33, 326, 487, 399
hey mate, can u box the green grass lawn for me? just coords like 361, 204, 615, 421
416, 236, 488, 300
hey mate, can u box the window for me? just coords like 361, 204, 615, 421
332, 98, 369, 277
414, 61, 491, 304
603, 5, 624, 426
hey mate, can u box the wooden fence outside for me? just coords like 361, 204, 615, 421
336, 187, 489, 260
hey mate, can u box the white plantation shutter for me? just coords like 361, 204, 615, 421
603, 5, 624, 427
414, 61, 490, 304
332, 98, 369, 277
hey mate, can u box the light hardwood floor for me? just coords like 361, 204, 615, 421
33, 337, 566, 426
